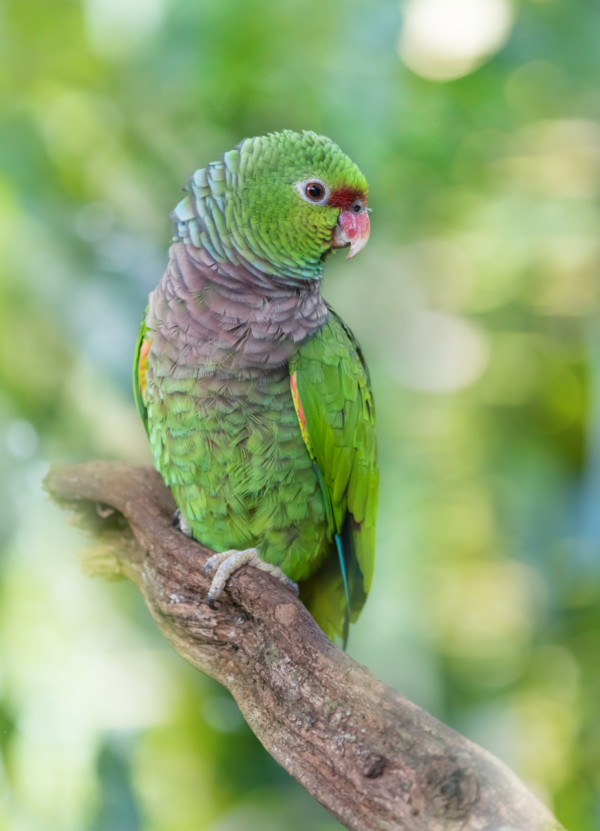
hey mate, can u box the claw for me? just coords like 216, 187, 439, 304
203, 548, 298, 604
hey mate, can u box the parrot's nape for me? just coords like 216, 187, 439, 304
133, 130, 378, 647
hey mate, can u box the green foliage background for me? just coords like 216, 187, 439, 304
1, 0, 600, 828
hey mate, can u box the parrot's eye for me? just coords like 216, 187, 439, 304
305, 182, 325, 200
295, 179, 329, 204
351, 200, 363, 213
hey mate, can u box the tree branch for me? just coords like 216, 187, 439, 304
44, 462, 563, 831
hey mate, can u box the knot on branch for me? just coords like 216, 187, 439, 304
425, 755, 480, 820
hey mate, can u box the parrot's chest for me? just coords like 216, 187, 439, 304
145, 249, 325, 497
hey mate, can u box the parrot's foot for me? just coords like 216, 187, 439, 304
173, 509, 193, 538
203, 548, 299, 608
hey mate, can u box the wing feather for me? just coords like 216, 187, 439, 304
289, 309, 378, 638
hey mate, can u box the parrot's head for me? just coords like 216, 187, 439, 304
236, 130, 370, 270
173, 130, 370, 281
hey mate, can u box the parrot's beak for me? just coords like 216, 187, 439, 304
332, 210, 371, 259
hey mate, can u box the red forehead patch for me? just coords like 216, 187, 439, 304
328, 186, 367, 211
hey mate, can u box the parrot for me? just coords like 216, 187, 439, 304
133, 130, 377, 646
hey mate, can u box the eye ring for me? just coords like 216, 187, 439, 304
295, 179, 329, 205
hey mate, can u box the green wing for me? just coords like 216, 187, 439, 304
289, 309, 378, 641
133, 310, 150, 435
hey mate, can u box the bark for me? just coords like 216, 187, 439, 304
44, 462, 564, 831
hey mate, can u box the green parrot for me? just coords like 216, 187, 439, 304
134, 130, 377, 645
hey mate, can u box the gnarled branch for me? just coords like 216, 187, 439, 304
44, 462, 563, 831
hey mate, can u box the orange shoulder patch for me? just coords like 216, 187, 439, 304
138, 338, 151, 396
290, 371, 315, 461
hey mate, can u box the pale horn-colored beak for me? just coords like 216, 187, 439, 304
331, 210, 371, 259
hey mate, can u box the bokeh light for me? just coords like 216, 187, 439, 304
398, 0, 514, 81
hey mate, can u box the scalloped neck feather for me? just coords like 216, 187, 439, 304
147, 243, 329, 376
